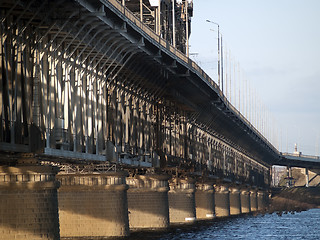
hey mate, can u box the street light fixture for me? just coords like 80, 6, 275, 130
206, 20, 222, 92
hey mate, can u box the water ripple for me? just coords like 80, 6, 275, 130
129, 208, 320, 240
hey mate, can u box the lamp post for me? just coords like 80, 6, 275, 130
206, 20, 222, 91
185, 0, 189, 57
172, 0, 176, 47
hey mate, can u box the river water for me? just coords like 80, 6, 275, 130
128, 208, 320, 240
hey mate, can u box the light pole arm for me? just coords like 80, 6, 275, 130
206, 20, 221, 90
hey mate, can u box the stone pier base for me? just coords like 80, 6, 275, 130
250, 190, 258, 212
57, 171, 129, 238
240, 189, 251, 213
215, 185, 230, 217
169, 178, 196, 224
195, 183, 215, 220
230, 187, 241, 215
127, 175, 170, 230
0, 165, 60, 240
257, 191, 268, 211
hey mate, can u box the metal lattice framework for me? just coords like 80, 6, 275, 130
0, 0, 279, 187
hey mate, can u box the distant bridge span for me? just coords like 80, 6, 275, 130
278, 153, 320, 169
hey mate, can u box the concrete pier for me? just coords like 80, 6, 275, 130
195, 183, 215, 220
257, 191, 268, 211
127, 175, 170, 230
240, 189, 251, 213
168, 178, 196, 224
230, 187, 241, 215
250, 190, 258, 212
57, 171, 129, 238
0, 165, 60, 240
214, 185, 230, 217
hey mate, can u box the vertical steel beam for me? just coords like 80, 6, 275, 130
140, 0, 143, 22
0, 25, 4, 141
172, 0, 176, 47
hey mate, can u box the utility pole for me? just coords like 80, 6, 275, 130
238, 62, 240, 112
206, 20, 221, 88
316, 132, 319, 156
158, 0, 161, 35
245, 77, 247, 119
185, 0, 189, 57
242, 71, 245, 116
233, 56, 236, 107
172, 0, 176, 47
221, 35, 224, 94
229, 50, 232, 103
140, 0, 143, 22
225, 46, 228, 99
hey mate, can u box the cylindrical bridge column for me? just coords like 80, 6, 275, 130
229, 187, 241, 215
240, 189, 251, 214
168, 178, 196, 224
250, 190, 258, 212
214, 185, 230, 217
0, 165, 60, 240
127, 174, 170, 230
57, 171, 129, 238
195, 183, 215, 220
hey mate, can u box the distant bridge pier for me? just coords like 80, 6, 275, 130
240, 189, 251, 213
57, 172, 129, 238
168, 178, 196, 224
214, 185, 230, 217
0, 157, 60, 240
257, 191, 268, 211
229, 187, 241, 215
195, 182, 215, 220
250, 190, 258, 212
286, 166, 293, 187
126, 174, 170, 230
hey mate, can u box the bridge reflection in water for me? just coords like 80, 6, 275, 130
0, 0, 319, 239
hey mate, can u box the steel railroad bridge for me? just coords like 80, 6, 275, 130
0, 0, 300, 239
278, 152, 320, 187
279, 152, 320, 168
0, 0, 279, 183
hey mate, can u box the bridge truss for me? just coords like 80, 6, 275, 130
0, 0, 280, 188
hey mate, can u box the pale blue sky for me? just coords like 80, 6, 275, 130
189, 0, 320, 155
